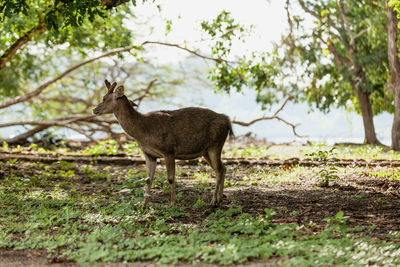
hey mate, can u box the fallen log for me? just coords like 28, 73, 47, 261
1, 152, 400, 168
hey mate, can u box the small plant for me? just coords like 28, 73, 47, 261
53, 160, 74, 170
193, 198, 207, 209
2, 141, 9, 152
324, 211, 350, 233
306, 146, 336, 161
6, 159, 18, 165
306, 147, 338, 187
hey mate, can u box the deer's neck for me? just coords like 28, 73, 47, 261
113, 96, 144, 140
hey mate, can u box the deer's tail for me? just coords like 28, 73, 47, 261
228, 121, 235, 139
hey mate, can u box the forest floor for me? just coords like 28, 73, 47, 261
1, 141, 400, 266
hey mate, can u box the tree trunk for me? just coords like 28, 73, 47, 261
355, 87, 381, 145
386, 2, 400, 151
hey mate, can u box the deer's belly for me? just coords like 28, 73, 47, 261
175, 152, 204, 160
141, 146, 205, 160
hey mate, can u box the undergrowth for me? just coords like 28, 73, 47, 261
0, 174, 399, 266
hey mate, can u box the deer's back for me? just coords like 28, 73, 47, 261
142, 107, 231, 158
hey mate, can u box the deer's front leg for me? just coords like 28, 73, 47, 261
141, 154, 156, 206
164, 155, 176, 205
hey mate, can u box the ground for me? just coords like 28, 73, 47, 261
0, 142, 400, 266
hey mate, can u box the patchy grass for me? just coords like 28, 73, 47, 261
1, 142, 400, 265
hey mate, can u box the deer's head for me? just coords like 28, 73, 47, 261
93, 80, 127, 115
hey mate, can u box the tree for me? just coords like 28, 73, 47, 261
0, 2, 302, 144
201, 2, 392, 145
0, 0, 134, 97
387, 1, 400, 150
278, 0, 392, 145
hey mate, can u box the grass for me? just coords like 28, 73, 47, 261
1, 181, 400, 266
3, 139, 400, 160
224, 142, 400, 160
1, 141, 400, 265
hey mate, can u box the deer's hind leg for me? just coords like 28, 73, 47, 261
164, 155, 177, 205
205, 147, 226, 206
142, 153, 157, 206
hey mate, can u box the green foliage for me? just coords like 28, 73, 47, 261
2, 141, 9, 152
0, 0, 134, 97
83, 139, 119, 155
1, 185, 400, 266
201, 2, 393, 114
0, 0, 135, 31
389, 0, 400, 26
285, 0, 391, 115
1, 148, 400, 265
306, 146, 338, 186
201, 12, 285, 108
224, 145, 270, 158
122, 141, 142, 155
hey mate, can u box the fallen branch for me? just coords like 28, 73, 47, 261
232, 96, 305, 137
0, 151, 399, 168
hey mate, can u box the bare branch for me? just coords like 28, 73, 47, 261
297, 0, 341, 34
142, 41, 233, 64
0, 46, 134, 110
0, 115, 96, 128
231, 96, 305, 137
132, 78, 158, 107
354, 28, 368, 40
338, 0, 355, 48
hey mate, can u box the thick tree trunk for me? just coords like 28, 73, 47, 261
355, 87, 381, 145
386, 2, 400, 151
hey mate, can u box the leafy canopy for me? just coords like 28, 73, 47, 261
0, 0, 135, 98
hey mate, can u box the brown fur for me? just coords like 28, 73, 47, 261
93, 80, 233, 206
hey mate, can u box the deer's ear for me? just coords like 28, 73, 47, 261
105, 80, 111, 89
108, 82, 117, 93
115, 85, 125, 98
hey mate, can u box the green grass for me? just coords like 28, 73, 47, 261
1, 187, 399, 266
1, 163, 400, 266
3, 140, 400, 160
224, 143, 400, 160
1, 141, 400, 265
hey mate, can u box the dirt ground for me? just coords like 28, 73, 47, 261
1, 155, 400, 266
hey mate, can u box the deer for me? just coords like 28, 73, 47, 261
93, 80, 233, 206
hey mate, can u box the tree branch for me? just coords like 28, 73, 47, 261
141, 41, 233, 64
231, 96, 305, 137
0, 23, 46, 71
337, 0, 355, 49
0, 46, 134, 109
297, 0, 341, 34
132, 78, 158, 107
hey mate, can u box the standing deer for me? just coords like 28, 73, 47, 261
93, 80, 233, 206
